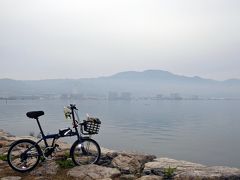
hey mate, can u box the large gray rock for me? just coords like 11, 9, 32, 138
145, 157, 206, 170
100, 148, 155, 169
128, 154, 156, 165
67, 164, 121, 179
30, 161, 59, 176
1, 177, 22, 180
119, 174, 137, 180
101, 147, 118, 157
112, 154, 142, 174
177, 166, 240, 179
0, 160, 8, 168
0, 140, 9, 148
56, 141, 71, 151
101, 147, 156, 162
137, 175, 163, 180
0, 130, 14, 139
1, 135, 39, 144
144, 158, 240, 179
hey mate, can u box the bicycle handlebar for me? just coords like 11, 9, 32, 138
69, 104, 78, 110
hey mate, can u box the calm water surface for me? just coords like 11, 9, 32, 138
0, 99, 239, 167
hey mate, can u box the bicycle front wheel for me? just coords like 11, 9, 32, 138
7, 139, 41, 172
70, 138, 101, 165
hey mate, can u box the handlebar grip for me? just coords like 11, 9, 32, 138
69, 104, 78, 110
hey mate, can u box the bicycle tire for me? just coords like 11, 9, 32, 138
7, 139, 41, 172
70, 138, 101, 166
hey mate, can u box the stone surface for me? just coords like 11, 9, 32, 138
1, 135, 38, 143
0, 177, 22, 180
98, 154, 113, 167
144, 158, 240, 179
56, 141, 71, 151
0, 140, 9, 148
55, 150, 70, 160
1, 130, 240, 180
0, 163, 8, 169
0, 130, 14, 138
33, 178, 46, 180
176, 166, 240, 179
0, 160, 8, 169
133, 154, 156, 165
112, 154, 142, 174
119, 174, 137, 180
99, 151, 155, 169
67, 164, 121, 179
137, 175, 163, 180
144, 157, 206, 170
30, 161, 59, 176
101, 147, 118, 156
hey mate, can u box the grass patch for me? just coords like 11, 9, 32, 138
63, 151, 70, 159
163, 166, 177, 179
56, 159, 75, 169
55, 151, 75, 168
0, 154, 7, 161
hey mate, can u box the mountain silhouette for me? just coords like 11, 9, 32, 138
0, 70, 240, 98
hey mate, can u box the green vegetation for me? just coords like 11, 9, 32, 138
56, 151, 75, 169
56, 159, 75, 169
0, 154, 7, 161
63, 151, 70, 159
163, 166, 177, 179
40, 156, 45, 162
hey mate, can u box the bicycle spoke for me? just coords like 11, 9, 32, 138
72, 139, 100, 165
8, 141, 40, 172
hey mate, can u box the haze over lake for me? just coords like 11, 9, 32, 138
1, 0, 240, 173
1, 98, 239, 167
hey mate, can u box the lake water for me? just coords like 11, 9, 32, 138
0, 99, 240, 167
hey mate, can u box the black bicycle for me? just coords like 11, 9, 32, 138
7, 104, 101, 172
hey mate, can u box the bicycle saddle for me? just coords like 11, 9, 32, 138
26, 111, 44, 119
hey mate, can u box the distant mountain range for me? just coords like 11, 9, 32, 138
1, 70, 240, 98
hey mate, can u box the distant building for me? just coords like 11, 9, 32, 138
155, 94, 163, 99
69, 93, 84, 100
169, 93, 182, 100
190, 95, 199, 100
108, 92, 119, 100
120, 92, 131, 100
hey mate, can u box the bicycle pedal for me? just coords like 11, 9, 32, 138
56, 147, 61, 151
55, 144, 61, 151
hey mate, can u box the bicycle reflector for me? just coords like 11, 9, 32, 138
64, 107, 71, 120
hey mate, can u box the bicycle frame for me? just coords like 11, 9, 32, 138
8, 104, 101, 172
24, 104, 83, 157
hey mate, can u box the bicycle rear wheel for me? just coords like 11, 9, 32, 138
70, 138, 101, 165
7, 139, 41, 172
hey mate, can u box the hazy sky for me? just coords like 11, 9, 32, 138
0, 0, 240, 80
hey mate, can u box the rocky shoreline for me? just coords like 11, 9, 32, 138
1, 129, 240, 180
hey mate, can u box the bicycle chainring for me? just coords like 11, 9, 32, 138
43, 147, 56, 160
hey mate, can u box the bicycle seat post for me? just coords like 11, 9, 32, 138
35, 117, 48, 147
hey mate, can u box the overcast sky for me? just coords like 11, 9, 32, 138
0, 0, 240, 80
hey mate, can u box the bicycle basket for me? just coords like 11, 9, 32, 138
81, 117, 101, 135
